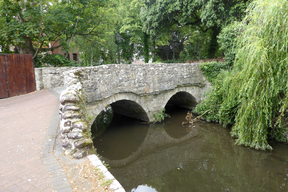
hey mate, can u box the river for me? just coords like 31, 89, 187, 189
93, 108, 288, 192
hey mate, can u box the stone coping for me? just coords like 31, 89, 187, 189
87, 155, 125, 192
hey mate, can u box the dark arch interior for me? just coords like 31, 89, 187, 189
110, 100, 149, 122
92, 100, 149, 160
164, 92, 197, 139
165, 92, 197, 110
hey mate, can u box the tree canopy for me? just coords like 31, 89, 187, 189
139, 0, 250, 60
0, 0, 113, 58
0, 0, 252, 64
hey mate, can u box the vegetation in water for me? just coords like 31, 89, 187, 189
195, 0, 288, 150
154, 109, 170, 123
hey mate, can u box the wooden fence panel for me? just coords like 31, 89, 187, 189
0, 55, 8, 98
0, 54, 35, 99
7, 54, 23, 97
23, 54, 35, 93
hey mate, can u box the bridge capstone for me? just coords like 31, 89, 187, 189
59, 63, 211, 158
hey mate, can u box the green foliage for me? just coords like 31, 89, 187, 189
43, 54, 77, 67
154, 109, 170, 123
218, 22, 245, 66
199, 0, 251, 28
200, 62, 230, 85
140, 0, 250, 60
73, 4, 118, 65
0, 0, 113, 58
143, 33, 149, 63
33, 54, 77, 67
195, 0, 288, 150
33, 55, 43, 68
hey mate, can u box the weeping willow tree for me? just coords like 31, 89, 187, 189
195, 0, 288, 150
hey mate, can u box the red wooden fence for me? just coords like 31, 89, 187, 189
0, 54, 35, 99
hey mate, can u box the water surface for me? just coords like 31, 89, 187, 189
93, 108, 288, 192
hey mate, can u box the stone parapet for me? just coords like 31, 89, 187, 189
62, 63, 208, 103
34, 67, 82, 90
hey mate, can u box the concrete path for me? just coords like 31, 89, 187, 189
0, 90, 72, 192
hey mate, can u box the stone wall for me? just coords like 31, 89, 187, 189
35, 64, 208, 94
34, 67, 81, 90
62, 63, 208, 103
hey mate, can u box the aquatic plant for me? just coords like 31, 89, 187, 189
154, 109, 170, 123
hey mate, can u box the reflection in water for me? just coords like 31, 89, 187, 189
164, 108, 192, 139
93, 114, 149, 160
93, 109, 288, 192
131, 185, 157, 192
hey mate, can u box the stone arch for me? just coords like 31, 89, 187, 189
110, 100, 149, 122
161, 87, 199, 111
89, 93, 150, 124
165, 91, 197, 109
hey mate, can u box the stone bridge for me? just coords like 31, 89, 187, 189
58, 63, 211, 158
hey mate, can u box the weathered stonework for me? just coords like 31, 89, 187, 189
59, 63, 211, 158
35, 67, 82, 90
59, 70, 93, 159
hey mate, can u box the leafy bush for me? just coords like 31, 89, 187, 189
200, 62, 229, 84
218, 21, 245, 67
33, 55, 43, 68
34, 54, 78, 67
42, 54, 77, 67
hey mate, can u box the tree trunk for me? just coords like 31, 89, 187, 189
208, 27, 220, 59
91, 49, 93, 66
152, 38, 156, 62
196, 41, 200, 60
143, 33, 149, 63
129, 43, 134, 63
19, 37, 35, 55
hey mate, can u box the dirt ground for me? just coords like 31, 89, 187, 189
60, 158, 114, 192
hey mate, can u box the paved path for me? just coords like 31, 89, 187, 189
0, 90, 72, 192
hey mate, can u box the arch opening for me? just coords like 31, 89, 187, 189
110, 100, 149, 122
164, 92, 197, 139
165, 91, 197, 110
91, 99, 149, 160
91, 99, 149, 137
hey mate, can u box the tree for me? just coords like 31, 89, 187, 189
0, 0, 111, 59
195, 0, 288, 150
73, 4, 117, 65
118, 0, 147, 63
140, 0, 250, 59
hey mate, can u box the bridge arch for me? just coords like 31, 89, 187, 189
89, 93, 150, 124
165, 91, 197, 109
159, 87, 201, 111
